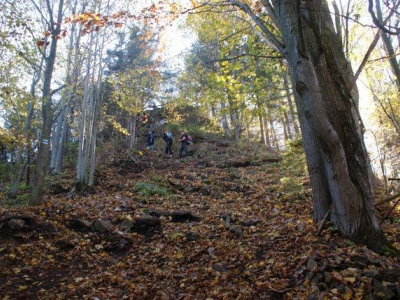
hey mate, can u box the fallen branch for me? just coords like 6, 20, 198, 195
380, 197, 400, 225
375, 193, 400, 207
316, 208, 331, 236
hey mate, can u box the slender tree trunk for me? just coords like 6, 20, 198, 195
89, 54, 105, 186
269, 119, 279, 150
129, 115, 138, 149
282, 113, 290, 141
50, 111, 64, 172
54, 106, 69, 173
89, 99, 99, 186
283, 74, 300, 136
256, 96, 266, 145
259, 114, 266, 145
25, 55, 44, 186
227, 91, 242, 144
25, 101, 34, 186
77, 31, 95, 184
376, 0, 400, 88
264, 113, 271, 148
220, 101, 232, 139
231, 109, 241, 144
30, 0, 64, 206
82, 0, 107, 186
83, 81, 96, 184
53, 0, 80, 174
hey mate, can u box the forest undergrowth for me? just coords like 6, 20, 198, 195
0, 141, 399, 299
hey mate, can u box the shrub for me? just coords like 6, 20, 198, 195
133, 182, 170, 197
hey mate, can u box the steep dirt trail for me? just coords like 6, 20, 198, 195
0, 142, 399, 299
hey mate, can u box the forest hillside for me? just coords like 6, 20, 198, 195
2, 0, 400, 298
0, 139, 399, 299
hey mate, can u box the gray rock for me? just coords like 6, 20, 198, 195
36, 222, 58, 233
307, 258, 318, 271
120, 219, 133, 232
92, 219, 112, 233
7, 219, 25, 230
69, 219, 92, 232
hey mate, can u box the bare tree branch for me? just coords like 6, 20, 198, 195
368, 0, 400, 35
227, 0, 285, 53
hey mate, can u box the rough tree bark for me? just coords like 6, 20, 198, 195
229, 0, 397, 254
279, 0, 394, 254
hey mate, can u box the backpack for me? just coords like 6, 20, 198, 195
185, 135, 193, 144
167, 132, 173, 140
148, 132, 155, 144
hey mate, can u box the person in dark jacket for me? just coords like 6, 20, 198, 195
145, 130, 156, 152
163, 130, 173, 157
178, 131, 189, 158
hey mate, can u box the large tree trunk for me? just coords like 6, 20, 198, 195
30, 0, 64, 206
271, 0, 394, 253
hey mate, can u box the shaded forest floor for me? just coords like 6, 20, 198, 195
0, 141, 400, 299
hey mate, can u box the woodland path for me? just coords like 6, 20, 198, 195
0, 141, 399, 299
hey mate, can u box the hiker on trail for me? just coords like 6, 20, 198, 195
163, 130, 173, 157
145, 130, 156, 152
178, 131, 189, 158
